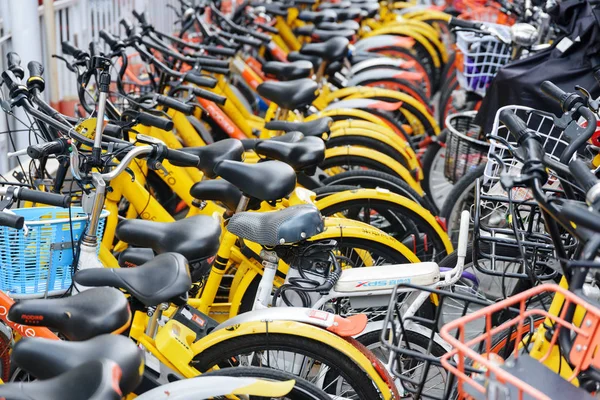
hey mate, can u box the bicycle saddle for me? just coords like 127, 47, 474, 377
228, 205, 324, 246
264, 117, 332, 137
301, 37, 349, 63
287, 51, 322, 69
262, 3, 289, 17
8, 287, 130, 341
295, 26, 355, 42
0, 359, 123, 400
115, 215, 221, 262
13, 335, 143, 394
318, 20, 360, 31
319, 1, 352, 9
181, 138, 245, 179
255, 136, 325, 172
297, 10, 336, 23
257, 79, 318, 110
241, 131, 305, 151
118, 247, 155, 267
214, 160, 297, 201
262, 61, 313, 81
329, 7, 365, 20
75, 253, 191, 307
190, 179, 243, 211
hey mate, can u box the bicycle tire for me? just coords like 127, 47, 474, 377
357, 329, 449, 399
421, 130, 451, 210
192, 333, 385, 399
320, 170, 435, 213
326, 135, 412, 170
319, 198, 450, 261
202, 366, 331, 400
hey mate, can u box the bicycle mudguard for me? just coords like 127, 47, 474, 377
346, 68, 425, 90
323, 146, 424, 194
305, 108, 390, 129
350, 57, 418, 76
354, 34, 417, 53
190, 320, 394, 399
317, 190, 454, 255
136, 376, 294, 399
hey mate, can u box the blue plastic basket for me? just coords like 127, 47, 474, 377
0, 207, 109, 298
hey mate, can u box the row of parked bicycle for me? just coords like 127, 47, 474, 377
0, 0, 598, 397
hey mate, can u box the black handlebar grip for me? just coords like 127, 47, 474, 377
199, 46, 236, 57
27, 141, 66, 159
137, 112, 174, 131
156, 95, 195, 115
201, 66, 230, 75
183, 72, 218, 88
104, 124, 123, 138
192, 87, 227, 105
120, 18, 135, 36
228, 34, 262, 47
27, 61, 44, 78
132, 10, 149, 26
17, 188, 71, 207
256, 22, 279, 34
499, 110, 529, 141
195, 57, 230, 69
62, 41, 87, 59
540, 80, 568, 106
0, 212, 24, 230
99, 30, 119, 49
7, 52, 21, 69
448, 17, 484, 30
89, 41, 103, 57
165, 148, 200, 167
569, 159, 598, 193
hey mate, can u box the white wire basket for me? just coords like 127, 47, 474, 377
456, 24, 512, 97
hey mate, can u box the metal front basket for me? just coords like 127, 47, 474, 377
471, 106, 574, 296
440, 284, 600, 400
380, 283, 492, 399
444, 111, 489, 183
455, 24, 512, 97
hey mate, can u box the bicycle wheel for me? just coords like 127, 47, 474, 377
319, 152, 412, 184
192, 333, 384, 399
441, 164, 485, 245
326, 135, 413, 170
321, 170, 433, 212
319, 198, 450, 261
202, 366, 331, 400
421, 130, 451, 211
357, 330, 449, 399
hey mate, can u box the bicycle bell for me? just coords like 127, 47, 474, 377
510, 23, 539, 47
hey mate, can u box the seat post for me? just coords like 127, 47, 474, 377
145, 303, 167, 339
274, 108, 289, 121
315, 61, 327, 87
235, 195, 250, 213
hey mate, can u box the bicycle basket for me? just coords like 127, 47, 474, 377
0, 207, 109, 298
444, 111, 489, 183
380, 283, 491, 399
455, 24, 512, 97
472, 106, 573, 297
440, 284, 600, 400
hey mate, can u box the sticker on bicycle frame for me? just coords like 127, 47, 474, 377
308, 310, 329, 321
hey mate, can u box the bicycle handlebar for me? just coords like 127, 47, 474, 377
137, 111, 174, 131
569, 158, 600, 205
155, 95, 195, 115
27, 61, 44, 79
0, 211, 24, 229
0, 187, 71, 207
448, 17, 484, 30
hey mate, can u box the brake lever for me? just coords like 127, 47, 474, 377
575, 85, 600, 113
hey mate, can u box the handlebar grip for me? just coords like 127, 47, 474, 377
192, 87, 227, 105
132, 10, 149, 26
156, 95, 195, 115
7, 52, 21, 69
27, 141, 66, 159
256, 22, 279, 34
164, 148, 200, 167
0, 212, 24, 230
89, 41, 103, 57
62, 41, 87, 59
137, 112, 174, 131
199, 46, 236, 57
201, 66, 230, 75
448, 17, 484, 30
17, 188, 71, 207
195, 57, 230, 69
227, 34, 262, 47
104, 124, 123, 138
27, 61, 44, 78
540, 80, 567, 106
120, 18, 135, 36
569, 159, 599, 193
499, 109, 529, 141
99, 30, 119, 49
183, 72, 218, 88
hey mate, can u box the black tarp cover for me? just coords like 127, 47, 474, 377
474, 0, 600, 132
